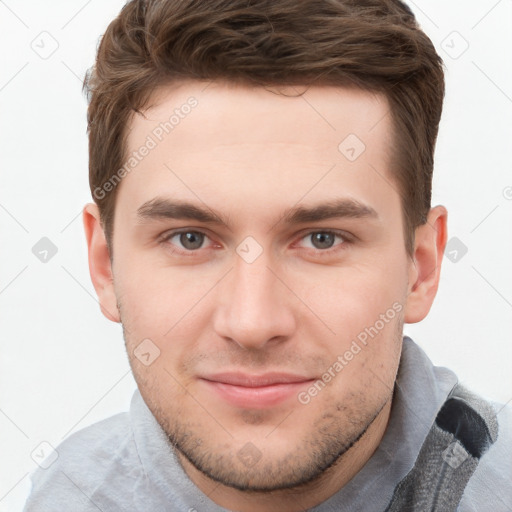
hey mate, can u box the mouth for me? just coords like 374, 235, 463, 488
199, 372, 316, 409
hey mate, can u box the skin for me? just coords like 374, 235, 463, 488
84, 81, 447, 512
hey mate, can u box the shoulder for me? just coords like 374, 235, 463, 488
24, 411, 143, 512
458, 399, 512, 511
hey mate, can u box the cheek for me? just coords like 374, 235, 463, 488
115, 256, 216, 338
290, 260, 405, 333
290, 260, 406, 394
116, 263, 220, 397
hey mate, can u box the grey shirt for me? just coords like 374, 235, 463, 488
24, 337, 512, 511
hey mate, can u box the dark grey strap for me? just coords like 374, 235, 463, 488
384, 383, 499, 512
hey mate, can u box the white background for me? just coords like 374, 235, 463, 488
0, 1, 511, 510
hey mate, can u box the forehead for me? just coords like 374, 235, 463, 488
118, 81, 397, 226
130, 80, 391, 150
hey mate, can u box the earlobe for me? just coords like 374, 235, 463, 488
83, 203, 121, 323
404, 205, 448, 324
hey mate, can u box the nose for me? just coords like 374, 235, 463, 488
212, 250, 296, 350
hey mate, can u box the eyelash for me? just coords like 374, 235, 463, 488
158, 229, 353, 257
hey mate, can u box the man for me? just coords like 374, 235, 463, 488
24, 0, 511, 510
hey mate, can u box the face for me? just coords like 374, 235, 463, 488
109, 81, 412, 491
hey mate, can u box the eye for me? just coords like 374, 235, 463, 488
298, 231, 346, 250
164, 230, 209, 251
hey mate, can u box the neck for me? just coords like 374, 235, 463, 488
177, 397, 393, 512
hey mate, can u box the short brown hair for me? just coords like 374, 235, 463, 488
84, 0, 445, 257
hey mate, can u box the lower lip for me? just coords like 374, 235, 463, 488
201, 379, 314, 409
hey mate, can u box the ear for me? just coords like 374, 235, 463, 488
404, 205, 448, 324
83, 203, 121, 323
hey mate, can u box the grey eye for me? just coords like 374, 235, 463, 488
309, 232, 336, 249
178, 231, 205, 250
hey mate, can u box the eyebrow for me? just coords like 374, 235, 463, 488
283, 199, 378, 224
136, 197, 378, 228
137, 198, 227, 225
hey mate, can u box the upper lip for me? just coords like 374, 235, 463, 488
200, 372, 315, 387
